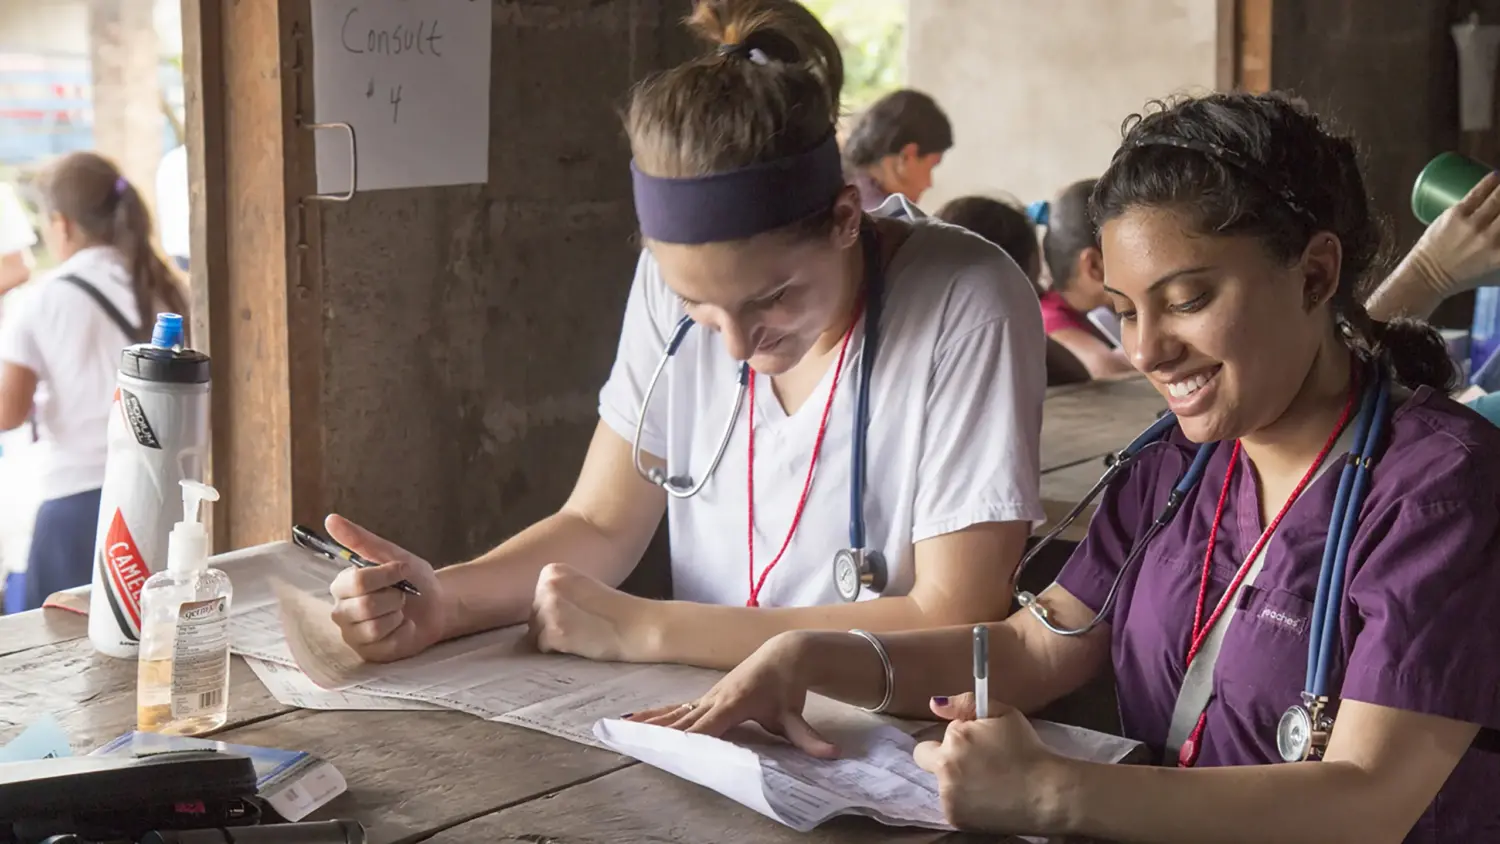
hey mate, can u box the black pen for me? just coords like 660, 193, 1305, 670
291, 524, 422, 597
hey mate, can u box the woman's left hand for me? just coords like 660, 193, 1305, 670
528, 563, 656, 662
912, 693, 1072, 834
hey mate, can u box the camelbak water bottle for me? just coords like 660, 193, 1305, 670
87, 314, 211, 658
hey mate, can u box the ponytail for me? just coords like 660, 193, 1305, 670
111, 181, 188, 339
1337, 296, 1461, 393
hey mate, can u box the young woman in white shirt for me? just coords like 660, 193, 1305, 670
0, 152, 188, 611
325, 0, 1047, 670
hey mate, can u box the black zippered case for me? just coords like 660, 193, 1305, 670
0, 750, 260, 842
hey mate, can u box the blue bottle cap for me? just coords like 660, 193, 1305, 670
151, 313, 184, 348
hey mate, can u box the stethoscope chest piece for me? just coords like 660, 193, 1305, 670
1277, 693, 1331, 762
833, 548, 886, 602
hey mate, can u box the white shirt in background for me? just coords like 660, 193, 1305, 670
0, 246, 143, 501
0, 182, 37, 256
156, 144, 190, 261
598, 196, 1047, 608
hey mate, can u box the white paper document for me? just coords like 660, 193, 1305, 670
594, 718, 950, 832
593, 716, 1145, 834
227, 549, 724, 747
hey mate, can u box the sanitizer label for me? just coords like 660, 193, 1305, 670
171, 598, 229, 718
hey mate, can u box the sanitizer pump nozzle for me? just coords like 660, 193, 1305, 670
167, 480, 219, 575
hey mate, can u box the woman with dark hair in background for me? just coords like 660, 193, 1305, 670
936, 195, 1090, 385
843, 89, 954, 210
0, 152, 188, 611
636, 92, 1500, 842
1039, 178, 1135, 379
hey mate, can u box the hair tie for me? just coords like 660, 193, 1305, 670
716, 41, 769, 65
113, 177, 128, 197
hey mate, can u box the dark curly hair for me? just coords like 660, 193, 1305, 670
1091, 91, 1458, 393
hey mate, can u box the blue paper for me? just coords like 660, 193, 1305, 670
0, 715, 74, 763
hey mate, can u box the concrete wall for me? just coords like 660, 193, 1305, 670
307, 0, 692, 573
907, 0, 1222, 211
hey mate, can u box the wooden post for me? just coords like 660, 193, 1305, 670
179, 0, 307, 551
88, 0, 162, 202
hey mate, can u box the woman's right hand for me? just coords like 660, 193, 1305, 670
628, 631, 839, 759
326, 514, 448, 663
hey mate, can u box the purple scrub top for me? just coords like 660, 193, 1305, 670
1057, 386, 1500, 842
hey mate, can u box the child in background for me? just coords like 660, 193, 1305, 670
0, 152, 189, 611
1038, 179, 1135, 379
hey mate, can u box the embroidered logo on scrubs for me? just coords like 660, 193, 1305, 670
101, 508, 149, 637
119, 388, 161, 450
1258, 607, 1307, 634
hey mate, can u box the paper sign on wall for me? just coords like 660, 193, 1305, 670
311, 0, 492, 194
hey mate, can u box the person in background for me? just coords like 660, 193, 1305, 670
0, 152, 189, 611
936, 195, 1090, 386
0, 181, 37, 297
843, 89, 953, 210
1039, 179, 1135, 379
1365, 171, 1500, 424
155, 144, 190, 271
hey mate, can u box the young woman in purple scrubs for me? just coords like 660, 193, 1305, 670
631, 92, 1500, 842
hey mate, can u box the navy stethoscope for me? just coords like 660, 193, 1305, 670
1011, 361, 1393, 763
631, 220, 887, 603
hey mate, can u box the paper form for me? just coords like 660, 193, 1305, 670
592, 719, 950, 832
593, 715, 1146, 835
243, 657, 440, 712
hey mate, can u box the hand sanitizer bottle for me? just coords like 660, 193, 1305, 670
136, 480, 231, 735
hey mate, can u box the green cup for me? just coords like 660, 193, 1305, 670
1412, 152, 1494, 225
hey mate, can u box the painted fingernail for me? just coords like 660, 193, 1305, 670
621, 713, 634, 719
931, 696, 949, 706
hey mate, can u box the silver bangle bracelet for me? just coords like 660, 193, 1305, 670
849, 628, 894, 714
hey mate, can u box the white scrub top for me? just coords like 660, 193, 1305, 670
598, 197, 1047, 608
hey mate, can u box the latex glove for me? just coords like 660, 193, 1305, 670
326, 514, 448, 663
1408, 171, 1500, 299
912, 693, 1071, 834
626, 630, 838, 758
528, 562, 656, 663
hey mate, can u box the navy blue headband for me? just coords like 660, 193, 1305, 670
1117, 135, 1316, 224
630, 134, 846, 244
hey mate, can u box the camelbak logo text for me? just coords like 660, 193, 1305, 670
120, 389, 161, 449
101, 509, 149, 637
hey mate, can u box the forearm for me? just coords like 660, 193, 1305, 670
438, 509, 644, 639
1052, 759, 1398, 844
1365, 251, 1448, 322
649, 594, 946, 671
759, 616, 1099, 719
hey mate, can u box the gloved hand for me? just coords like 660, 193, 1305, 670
1406, 171, 1500, 299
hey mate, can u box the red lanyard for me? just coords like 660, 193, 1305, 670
745, 302, 864, 608
1176, 378, 1358, 768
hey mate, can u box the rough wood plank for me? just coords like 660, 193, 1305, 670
0, 608, 88, 657
0, 647, 288, 750
213, 709, 631, 844
1040, 377, 1163, 473
421, 762, 1006, 844
1040, 461, 1108, 511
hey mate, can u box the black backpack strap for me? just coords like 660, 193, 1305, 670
59, 274, 147, 343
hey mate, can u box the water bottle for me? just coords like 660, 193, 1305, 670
87, 314, 211, 658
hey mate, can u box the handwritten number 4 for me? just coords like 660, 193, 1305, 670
390, 85, 403, 124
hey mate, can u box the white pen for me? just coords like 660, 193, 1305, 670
973, 625, 989, 719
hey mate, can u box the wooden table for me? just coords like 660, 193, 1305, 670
0, 377, 1162, 844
